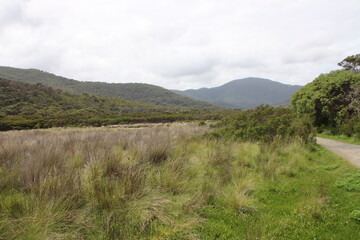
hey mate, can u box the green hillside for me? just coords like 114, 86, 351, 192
0, 66, 216, 109
0, 78, 221, 130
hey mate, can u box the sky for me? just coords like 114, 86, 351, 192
0, 0, 359, 90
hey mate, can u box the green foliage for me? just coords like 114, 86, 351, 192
319, 163, 342, 171
338, 54, 360, 73
335, 173, 360, 192
214, 105, 315, 142
291, 70, 360, 132
339, 115, 360, 137
350, 210, 360, 223
198, 142, 360, 239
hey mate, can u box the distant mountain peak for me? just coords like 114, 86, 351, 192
173, 77, 302, 109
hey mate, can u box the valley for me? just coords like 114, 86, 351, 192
1, 0, 359, 238
0, 55, 359, 239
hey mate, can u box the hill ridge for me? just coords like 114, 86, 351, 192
0, 66, 217, 109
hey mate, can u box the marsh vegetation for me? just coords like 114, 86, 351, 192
0, 121, 359, 239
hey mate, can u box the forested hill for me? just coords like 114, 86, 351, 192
174, 77, 302, 109
0, 78, 227, 130
0, 66, 216, 109
0, 77, 170, 122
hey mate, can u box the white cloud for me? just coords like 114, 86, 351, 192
0, 0, 359, 90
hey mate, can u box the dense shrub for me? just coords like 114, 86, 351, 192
291, 70, 360, 136
339, 115, 360, 138
214, 105, 315, 143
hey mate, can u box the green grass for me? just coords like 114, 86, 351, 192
336, 173, 360, 192
1, 125, 360, 239
197, 144, 360, 240
350, 210, 360, 222
317, 133, 360, 145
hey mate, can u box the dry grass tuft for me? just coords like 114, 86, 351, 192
222, 178, 257, 215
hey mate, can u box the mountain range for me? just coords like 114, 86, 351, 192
0, 66, 302, 109
173, 78, 302, 109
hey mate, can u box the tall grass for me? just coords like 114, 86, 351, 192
0, 123, 211, 239
0, 123, 339, 239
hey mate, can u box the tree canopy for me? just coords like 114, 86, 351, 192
338, 54, 360, 73
291, 70, 360, 128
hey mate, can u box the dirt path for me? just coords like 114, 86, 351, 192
316, 137, 360, 168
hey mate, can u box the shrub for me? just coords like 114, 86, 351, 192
214, 105, 315, 143
340, 115, 360, 137
198, 121, 206, 126
291, 69, 360, 136
291, 70, 360, 128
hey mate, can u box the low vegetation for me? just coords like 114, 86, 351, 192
0, 122, 359, 239
335, 173, 360, 192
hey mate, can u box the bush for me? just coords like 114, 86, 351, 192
291, 69, 360, 136
198, 121, 206, 126
340, 115, 360, 137
214, 105, 315, 143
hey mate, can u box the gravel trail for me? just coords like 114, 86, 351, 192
316, 137, 360, 168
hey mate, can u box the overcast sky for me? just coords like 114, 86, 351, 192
0, 0, 359, 90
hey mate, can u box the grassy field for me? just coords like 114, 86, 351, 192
317, 133, 360, 145
0, 123, 359, 239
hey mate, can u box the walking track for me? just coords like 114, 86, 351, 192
316, 137, 360, 168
